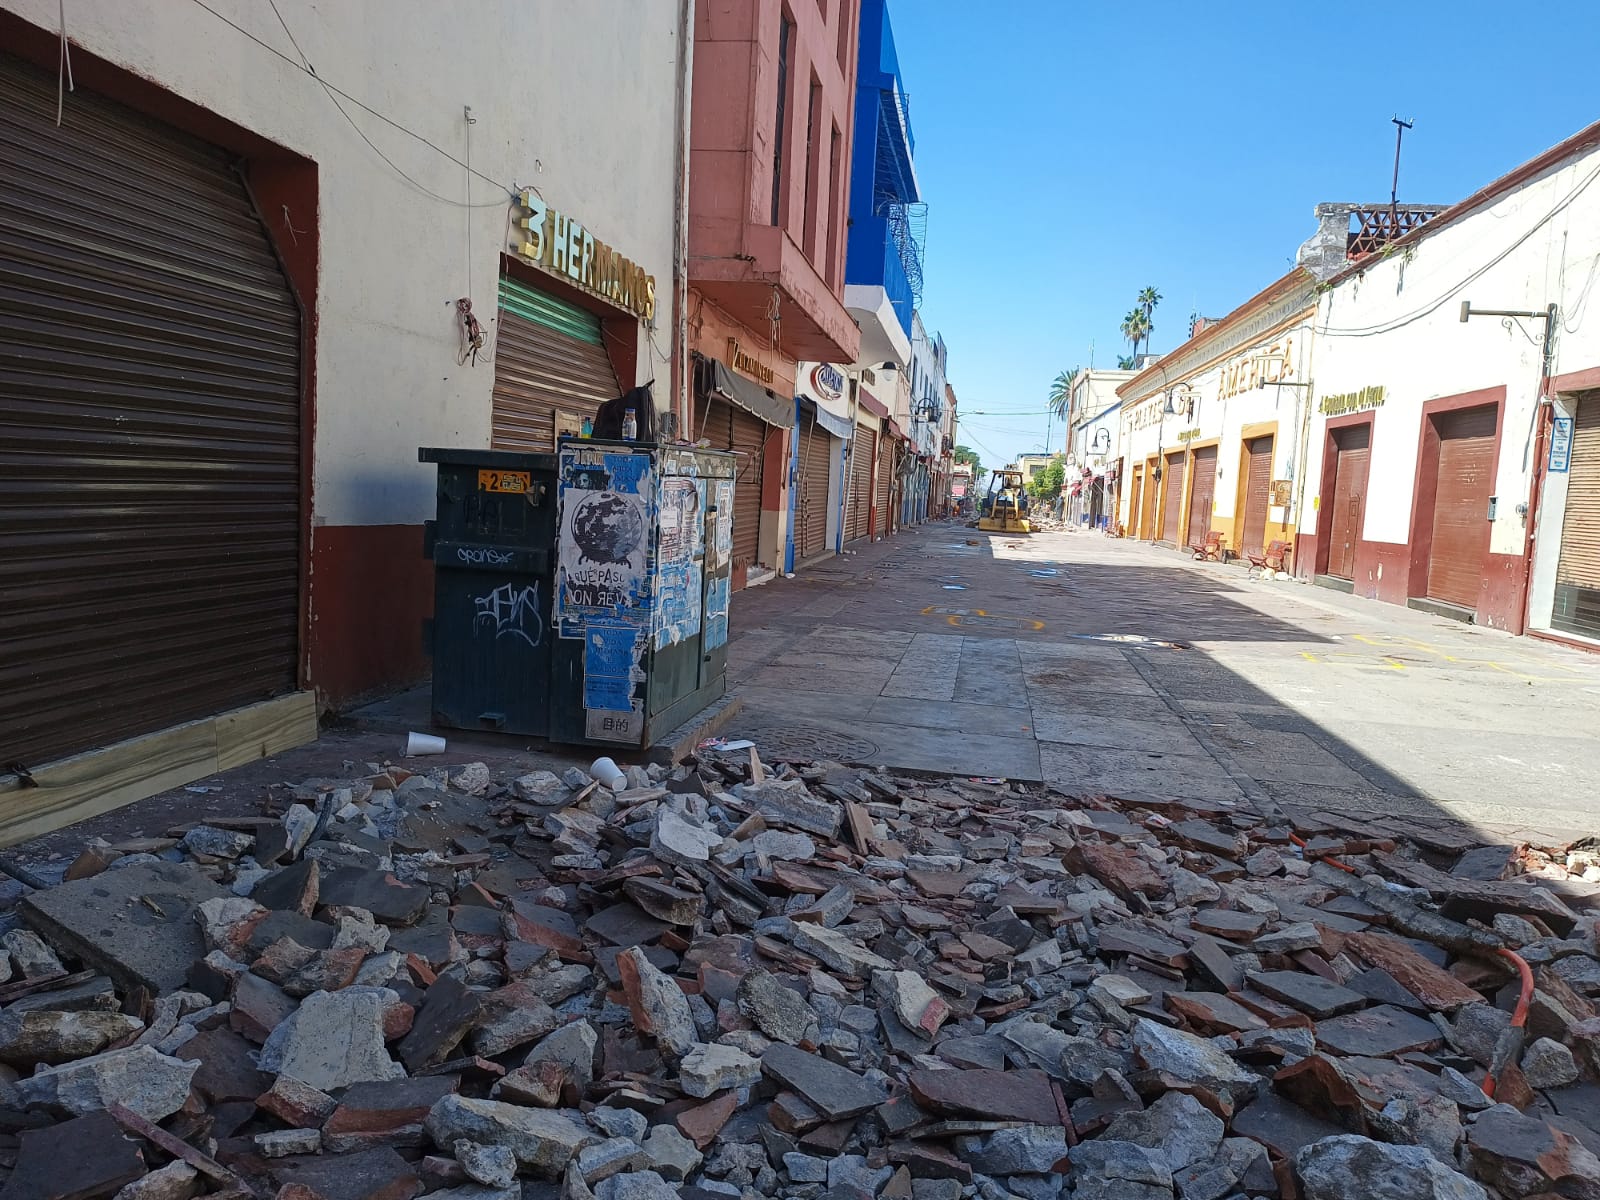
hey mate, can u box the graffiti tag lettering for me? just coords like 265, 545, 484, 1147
473, 582, 543, 647
457, 546, 514, 566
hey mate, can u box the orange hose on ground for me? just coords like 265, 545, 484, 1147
1289, 832, 1358, 873
1483, 946, 1535, 1099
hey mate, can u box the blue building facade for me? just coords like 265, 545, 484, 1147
843, 0, 922, 360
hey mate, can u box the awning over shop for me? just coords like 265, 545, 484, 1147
799, 396, 854, 440
887, 417, 909, 442
695, 352, 790, 428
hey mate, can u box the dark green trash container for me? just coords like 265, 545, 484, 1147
419, 447, 558, 736
420, 440, 735, 750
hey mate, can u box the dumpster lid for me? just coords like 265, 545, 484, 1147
695, 353, 791, 428
419, 447, 559, 469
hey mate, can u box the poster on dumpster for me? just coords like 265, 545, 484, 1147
657, 477, 701, 565
555, 446, 655, 640
704, 573, 730, 650
654, 560, 703, 650
710, 478, 734, 567
582, 619, 645, 741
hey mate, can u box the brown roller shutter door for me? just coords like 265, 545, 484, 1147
875, 438, 895, 536
702, 397, 771, 572
796, 414, 833, 562
1427, 406, 1497, 610
1326, 424, 1371, 580
491, 276, 620, 452
0, 56, 301, 769
845, 427, 872, 543
1161, 451, 1186, 544
1241, 436, 1275, 558
1553, 396, 1600, 638
1187, 446, 1217, 546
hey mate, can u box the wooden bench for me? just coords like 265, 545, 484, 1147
1246, 538, 1291, 578
1190, 531, 1224, 561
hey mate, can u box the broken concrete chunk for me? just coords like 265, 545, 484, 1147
6, 1111, 146, 1200
738, 779, 841, 838
112, 1160, 203, 1200
14, 1043, 198, 1121
0, 1009, 144, 1066
791, 922, 893, 976
760, 1042, 888, 1119
182, 824, 254, 860
455, 1139, 519, 1188
680, 1042, 761, 1098
1298, 1133, 1489, 1200
651, 808, 723, 866
258, 987, 407, 1092
425, 1093, 596, 1179
618, 946, 697, 1058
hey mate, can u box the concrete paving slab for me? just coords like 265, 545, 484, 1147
881, 633, 963, 701
953, 638, 1028, 708
742, 664, 895, 696
1038, 743, 1245, 803
1029, 713, 1208, 758
866, 696, 1038, 737
727, 710, 1042, 782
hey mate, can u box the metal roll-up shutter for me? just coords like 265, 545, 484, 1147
1187, 446, 1217, 546
1161, 451, 1186, 544
1241, 436, 1275, 558
1127, 468, 1143, 538
491, 276, 620, 451
1553, 396, 1600, 638
845, 426, 872, 543
703, 397, 770, 571
797, 415, 832, 562
1327, 424, 1372, 579
0, 56, 301, 770
1427, 406, 1497, 609
1140, 460, 1157, 538
875, 438, 895, 536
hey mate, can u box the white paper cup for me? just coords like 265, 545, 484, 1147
405, 731, 447, 756
589, 756, 627, 791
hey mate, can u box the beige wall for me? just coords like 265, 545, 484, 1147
4, 0, 684, 527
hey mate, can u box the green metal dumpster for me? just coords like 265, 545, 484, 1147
419, 447, 559, 736
419, 439, 735, 749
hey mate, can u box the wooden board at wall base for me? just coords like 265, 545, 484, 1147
0, 692, 317, 849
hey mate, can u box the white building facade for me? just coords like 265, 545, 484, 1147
1117, 274, 1318, 559
1298, 122, 1600, 641
1065, 368, 1137, 528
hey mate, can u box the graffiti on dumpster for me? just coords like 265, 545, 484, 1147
472, 582, 543, 647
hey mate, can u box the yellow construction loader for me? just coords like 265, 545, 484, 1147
978, 468, 1031, 534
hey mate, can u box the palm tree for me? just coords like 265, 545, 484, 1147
1137, 286, 1161, 358
1047, 368, 1079, 421
1116, 354, 1136, 369
1120, 308, 1151, 362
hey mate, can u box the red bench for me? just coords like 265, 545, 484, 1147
1190, 531, 1224, 561
1246, 538, 1291, 578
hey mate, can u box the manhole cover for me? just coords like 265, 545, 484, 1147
753, 728, 881, 763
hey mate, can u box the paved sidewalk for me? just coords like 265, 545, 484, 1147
724, 523, 1600, 843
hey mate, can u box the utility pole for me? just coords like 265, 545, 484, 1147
1390, 115, 1414, 228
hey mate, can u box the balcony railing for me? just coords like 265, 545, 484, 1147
1347, 205, 1445, 258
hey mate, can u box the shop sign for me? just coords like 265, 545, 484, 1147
1176, 429, 1203, 443
726, 338, 775, 386
516, 191, 656, 322
1219, 338, 1295, 399
1550, 415, 1574, 472
1318, 385, 1386, 416
1271, 480, 1293, 506
810, 363, 845, 402
1127, 398, 1165, 431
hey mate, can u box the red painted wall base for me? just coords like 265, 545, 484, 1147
310, 525, 433, 705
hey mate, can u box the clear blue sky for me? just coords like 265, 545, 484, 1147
892, 0, 1600, 472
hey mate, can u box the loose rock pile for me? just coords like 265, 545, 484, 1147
0, 747, 1597, 1200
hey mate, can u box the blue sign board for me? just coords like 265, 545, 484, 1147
1549, 415, 1574, 473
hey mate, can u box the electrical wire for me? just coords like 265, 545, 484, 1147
202, 0, 513, 207
1321, 157, 1600, 338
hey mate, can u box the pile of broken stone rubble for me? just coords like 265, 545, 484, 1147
0, 748, 1596, 1200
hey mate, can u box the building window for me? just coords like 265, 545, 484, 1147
825, 123, 843, 286
836, 0, 852, 76
803, 75, 820, 254
771, 13, 794, 227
